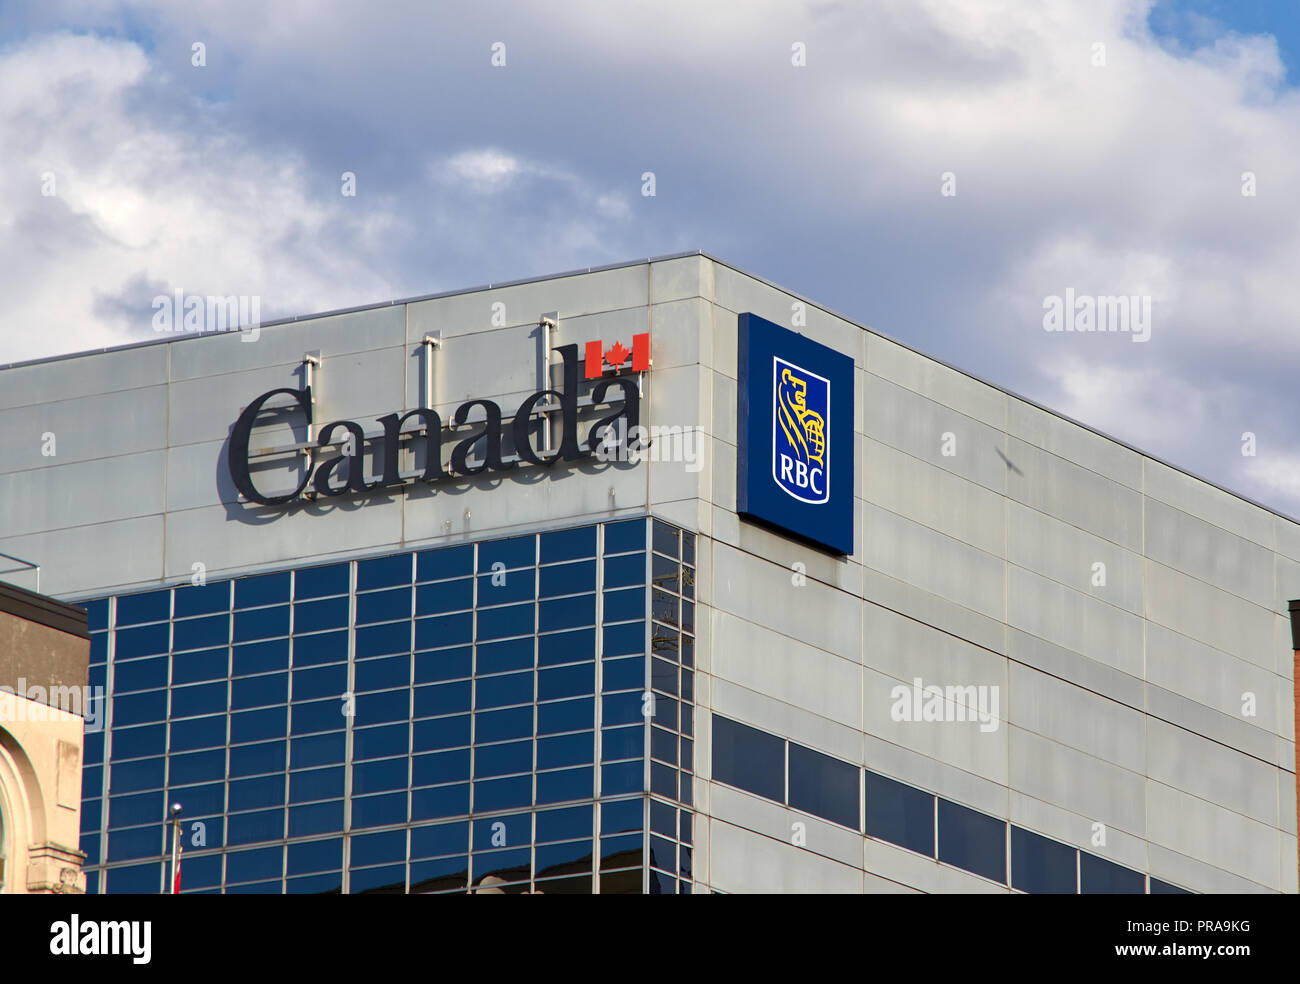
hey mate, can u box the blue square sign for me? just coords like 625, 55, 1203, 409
736, 313, 854, 555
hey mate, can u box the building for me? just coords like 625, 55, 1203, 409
0, 579, 90, 893
0, 251, 1294, 894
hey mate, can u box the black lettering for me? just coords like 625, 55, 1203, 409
378, 409, 444, 485
586, 377, 641, 454
227, 387, 313, 505
450, 400, 512, 475
312, 420, 371, 496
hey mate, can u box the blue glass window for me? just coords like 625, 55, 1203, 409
603, 692, 645, 728
537, 804, 594, 843
475, 637, 533, 675
478, 535, 535, 572
86, 598, 109, 632
537, 697, 594, 736
413, 680, 471, 719
538, 662, 595, 701
357, 554, 412, 591
864, 771, 934, 855
413, 714, 471, 751
411, 783, 470, 821
226, 809, 284, 846
602, 656, 643, 693
603, 587, 644, 623
603, 622, 644, 658
538, 628, 594, 666
603, 519, 644, 554
289, 800, 344, 837
292, 664, 347, 701
288, 838, 342, 876
233, 606, 289, 643
235, 572, 289, 608
290, 765, 345, 802
711, 716, 783, 803
1081, 853, 1145, 894
539, 560, 596, 597
169, 715, 226, 753
293, 598, 348, 634
112, 690, 168, 727
540, 526, 596, 563
410, 820, 468, 859
108, 791, 165, 829
414, 646, 472, 683
291, 697, 345, 736
412, 748, 470, 787
937, 799, 1006, 884
416, 545, 473, 582
232, 638, 289, 675
169, 780, 224, 817
168, 750, 226, 787
1011, 826, 1077, 894
229, 775, 286, 813
474, 740, 532, 778
600, 760, 643, 796
476, 602, 534, 641
353, 723, 409, 761
603, 553, 645, 588
356, 653, 411, 692
226, 845, 282, 883
291, 732, 345, 769
473, 775, 531, 812
414, 612, 472, 650
172, 647, 228, 685
415, 578, 473, 616
116, 622, 170, 658
107, 826, 163, 862
228, 740, 285, 777
601, 724, 643, 762
171, 618, 230, 655
294, 563, 349, 600
788, 743, 859, 829
353, 757, 409, 795
116, 590, 170, 626
174, 582, 231, 617
352, 829, 407, 866
477, 568, 534, 605
231, 672, 288, 710
474, 671, 533, 709
351, 792, 407, 829
292, 628, 348, 666
356, 587, 411, 625
230, 707, 287, 744
113, 723, 166, 762
355, 688, 410, 723
475, 706, 533, 743
539, 594, 595, 633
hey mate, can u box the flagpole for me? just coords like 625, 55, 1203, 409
168, 803, 182, 895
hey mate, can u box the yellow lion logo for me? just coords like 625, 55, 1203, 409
777, 366, 825, 468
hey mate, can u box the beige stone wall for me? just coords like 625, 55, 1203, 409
0, 689, 86, 893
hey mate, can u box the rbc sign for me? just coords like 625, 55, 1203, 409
737, 313, 853, 555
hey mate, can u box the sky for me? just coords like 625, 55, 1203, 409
1, 0, 1298, 517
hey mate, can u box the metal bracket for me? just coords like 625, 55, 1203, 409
421, 332, 441, 410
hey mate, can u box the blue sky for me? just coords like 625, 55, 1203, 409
1, 0, 1299, 516
1150, 0, 1300, 83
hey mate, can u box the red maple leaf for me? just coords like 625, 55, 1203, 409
605, 340, 630, 368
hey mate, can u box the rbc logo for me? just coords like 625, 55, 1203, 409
737, 312, 852, 554
772, 357, 829, 503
